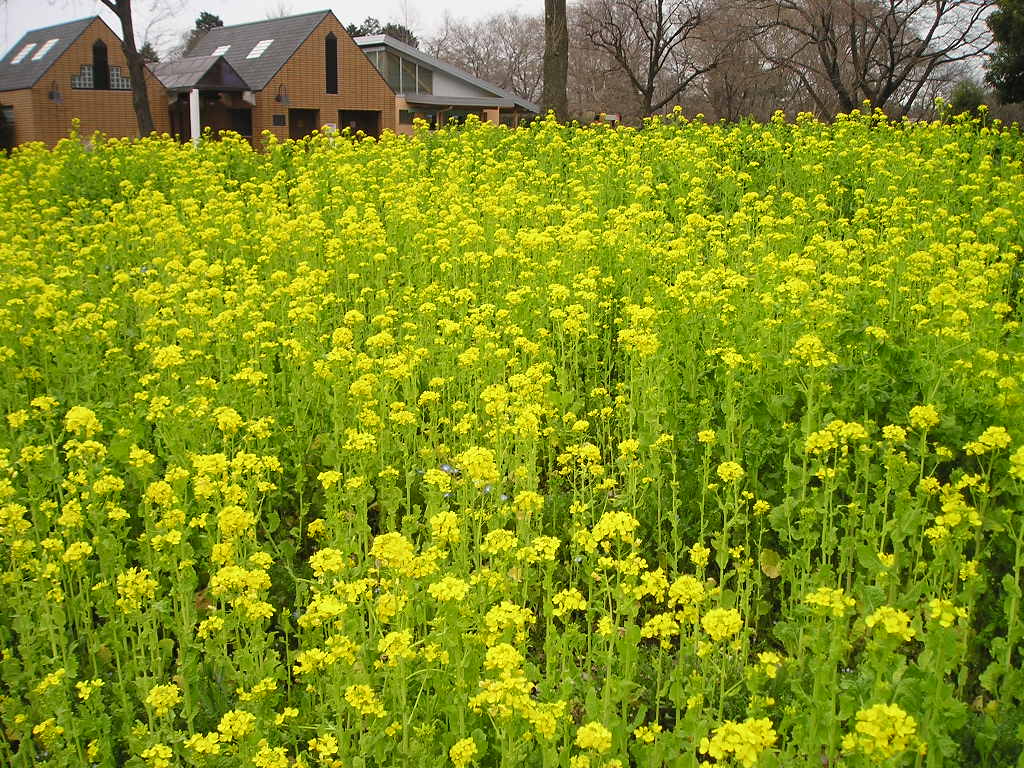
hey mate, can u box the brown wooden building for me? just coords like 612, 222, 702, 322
165, 10, 396, 142
0, 10, 538, 149
0, 17, 170, 149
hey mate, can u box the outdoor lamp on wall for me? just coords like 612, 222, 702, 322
275, 85, 289, 105
48, 81, 63, 104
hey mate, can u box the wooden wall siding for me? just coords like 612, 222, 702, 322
3, 90, 35, 145
9, 18, 169, 147
254, 15, 396, 141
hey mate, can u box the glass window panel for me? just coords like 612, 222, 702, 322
109, 66, 131, 90
385, 53, 401, 91
11, 44, 36, 64
246, 39, 273, 59
417, 66, 432, 95
32, 39, 59, 60
71, 64, 93, 89
401, 58, 416, 93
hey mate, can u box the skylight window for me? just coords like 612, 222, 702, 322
31, 39, 59, 60
246, 39, 273, 59
212, 45, 231, 56
10, 43, 37, 64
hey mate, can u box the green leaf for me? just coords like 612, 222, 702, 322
759, 548, 782, 579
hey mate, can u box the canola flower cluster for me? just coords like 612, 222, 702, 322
0, 110, 1022, 767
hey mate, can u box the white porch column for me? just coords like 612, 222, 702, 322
189, 88, 201, 146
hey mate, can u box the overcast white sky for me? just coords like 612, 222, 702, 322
1, 0, 531, 56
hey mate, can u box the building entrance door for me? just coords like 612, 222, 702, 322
288, 109, 319, 139
339, 110, 381, 138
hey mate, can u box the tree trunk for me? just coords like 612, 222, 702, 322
104, 0, 155, 137
542, 0, 569, 121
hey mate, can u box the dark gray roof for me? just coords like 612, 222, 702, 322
355, 34, 539, 113
186, 10, 331, 92
153, 55, 249, 91
0, 17, 94, 92
403, 94, 518, 109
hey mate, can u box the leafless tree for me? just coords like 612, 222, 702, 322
429, 12, 545, 103
749, 0, 995, 116
99, 0, 154, 135
569, 23, 641, 120
544, 0, 570, 119
576, 0, 726, 116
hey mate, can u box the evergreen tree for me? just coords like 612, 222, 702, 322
987, 0, 1024, 103
139, 41, 159, 64
184, 12, 224, 54
347, 17, 419, 48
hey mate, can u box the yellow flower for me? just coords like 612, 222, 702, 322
308, 733, 339, 758
115, 568, 158, 613
140, 744, 173, 768
482, 529, 518, 555
966, 426, 1011, 454
253, 741, 290, 768
908, 404, 940, 430
803, 586, 855, 617
217, 504, 256, 538
881, 424, 907, 442
62, 541, 93, 564
428, 575, 470, 602
865, 606, 915, 642
575, 721, 613, 753
309, 547, 347, 580
429, 510, 461, 544
484, 601, 536, 642
449, 736, 478, 767
344, 684, 387, 717
145, 684, 181, 717
75, 678, 104, 701
217, 709, 256, 741
701, 607, 743, 642
317, 469, 342, 489
552, 588, 587, 618
633, 723, 662, 743
7, 410, 28, 429
716, 461, 745, 483
212, 406, 244, 434
184, 732, 221, 755
369, 531, 415, 569
788, 334, 836, 368
699, 717, 777, 767
842, 704, 921, 759
64, 406, 102, 437
689, 542, 711, 568
378, 630, 416, 666
757, 651, 783, 678
456, 445, 500, 487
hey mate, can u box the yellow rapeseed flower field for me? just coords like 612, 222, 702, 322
1, 110, 1023, 767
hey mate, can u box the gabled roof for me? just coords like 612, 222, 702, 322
354, 34, 539, 113
185, 10, 331, 92
153, 55, 249, 92
0, 17, 95, 92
